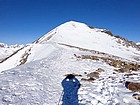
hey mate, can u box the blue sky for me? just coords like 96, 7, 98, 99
0, 0, 140, 44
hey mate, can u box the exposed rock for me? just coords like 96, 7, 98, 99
115, 68, 130, 73
108, 76, 116, 80
96, 68, 105, 73
124, 73, 138, 77
74, 54, 140, 72
128, 82, 140, 92
81, 55, 99, 60
81, 77, 95, 82
132, 94, 140, 100
81, 70, 101, 82
64, 73, 82, 77
19, 48, 31, 65
125, 81, 140, 92
115, 36, 140, 50
101, 30, 114, 36
87, 71, 100, 79
88, 26, 95, 29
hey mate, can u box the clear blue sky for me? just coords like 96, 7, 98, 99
0, 0, 140, 44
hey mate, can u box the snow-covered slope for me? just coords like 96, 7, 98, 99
0, 44, 57, 72
0, 45, 140, 105
137, 42, 140, 47
137, 42, 140, 45
0, 21, 140, 72
0, 21, 140, 105
34, 21, 140, 61
0, 43, 24, 62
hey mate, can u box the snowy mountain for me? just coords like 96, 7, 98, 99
34, 21, 139, 63
0, 21, 140, 105
0, 43, 24, 62
137, 42, 140, 47
137, 42, 140, 45
0, 21, 140, 71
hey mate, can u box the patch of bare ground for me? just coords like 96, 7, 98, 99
101, 30, 114, 36
124, 73, 138, 77
74, 54, 140, 72
60, 43, 140, 84
19, 48, 32, 65
126, 82, 140, 92
81, 68, 104, 82
100, 29, 140, 51
59, 43, 139, 63
64, 73, 82, 77
132, 94, 140, 100
115, 36, 140, 51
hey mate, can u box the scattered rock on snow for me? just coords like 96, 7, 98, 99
125, 81, 140, 92
115, 68, 130, 73
81, 77, 95, 82
96, 68, 105, 73
87, 71, 100, 79
132, 94, 140, 100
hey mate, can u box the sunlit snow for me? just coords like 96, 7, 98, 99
0, 21, 140, 105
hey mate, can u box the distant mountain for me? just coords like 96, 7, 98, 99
0, 43, 24, 62
137, 42, 140, 46
0, 21, 140, 105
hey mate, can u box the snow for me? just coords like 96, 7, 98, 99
0, 46, 139, 105
0, 21, 140, 105
0, 44, 57, 72
136, 42, 140, 45
37, 21, 140, 62
0, 21, 140, 71
0, 43, 23, 62
0, 45, 31, 72
26, 43, 57, 62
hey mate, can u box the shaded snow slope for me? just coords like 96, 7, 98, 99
0, 45, 139, 105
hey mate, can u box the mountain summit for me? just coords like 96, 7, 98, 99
0, 21, 140, 71
34, 21, 140, 61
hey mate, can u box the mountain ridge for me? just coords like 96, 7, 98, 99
35, 21, 140, 51
0, 43, 24, 62
0, 21, 140, 72
33, 21, 140, 61
0, 21, 140, 105
0, 21, 140, 70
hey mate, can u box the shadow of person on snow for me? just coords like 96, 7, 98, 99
61, 74, 81, 105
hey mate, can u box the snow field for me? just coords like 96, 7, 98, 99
0, 44, 139, 105
0, 21, 140, 105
